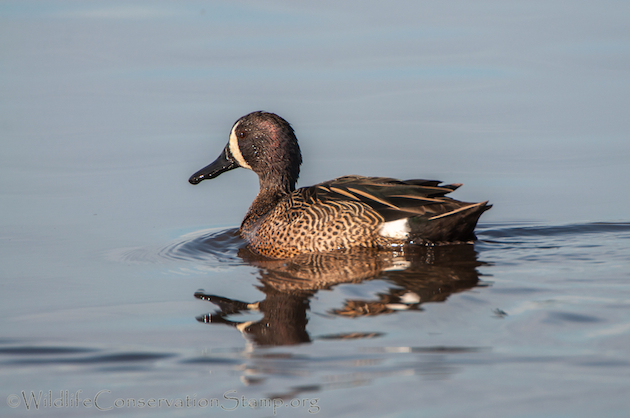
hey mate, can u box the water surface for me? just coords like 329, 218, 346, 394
2, 1, 630, 417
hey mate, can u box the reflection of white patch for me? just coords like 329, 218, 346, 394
383, 260, 411, 271
400, 292, 420, 304
385, 304, 410, 311
228, 122, 252, 170
378, 218, 410, 239
385, 292, 420, 310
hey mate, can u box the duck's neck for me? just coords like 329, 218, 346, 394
240, 184, 290, 233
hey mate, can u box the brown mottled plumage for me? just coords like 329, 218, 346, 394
189, 111, 491, 258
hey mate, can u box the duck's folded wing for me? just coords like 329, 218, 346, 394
298, 175, 482, 223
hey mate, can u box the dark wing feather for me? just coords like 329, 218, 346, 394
297, 175, 483, 223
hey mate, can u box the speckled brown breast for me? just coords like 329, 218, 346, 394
241, 192, 396, 258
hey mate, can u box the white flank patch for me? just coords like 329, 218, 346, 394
228, 122, 252, 170
378, 218, 410, 239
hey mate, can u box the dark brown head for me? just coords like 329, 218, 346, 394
189, 111, 302, 193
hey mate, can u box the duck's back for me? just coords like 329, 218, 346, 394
241, 175, 491, 258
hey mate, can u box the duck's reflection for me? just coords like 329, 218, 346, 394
195, 245, 486, 346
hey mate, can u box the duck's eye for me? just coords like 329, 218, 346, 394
238, 131, 246, 139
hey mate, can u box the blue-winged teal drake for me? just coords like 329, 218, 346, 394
189, 111, 491, 259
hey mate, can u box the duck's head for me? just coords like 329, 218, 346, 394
189, 111, 302, 192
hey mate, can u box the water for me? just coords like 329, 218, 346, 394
2, 1, 630, 417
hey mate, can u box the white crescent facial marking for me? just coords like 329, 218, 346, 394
228, 122, 252, 170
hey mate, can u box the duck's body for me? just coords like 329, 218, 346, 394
189, 111, 490, 259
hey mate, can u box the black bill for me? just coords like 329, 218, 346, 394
189, 147, 238, 185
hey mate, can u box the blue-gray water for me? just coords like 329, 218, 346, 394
1, 1, 629, 417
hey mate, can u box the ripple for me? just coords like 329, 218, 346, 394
158, 227, 244, 265
109, 222, 630, 268
7, 352, 176, 365
0, 343, 176, 367
0, 346, 99, 355
475, 222, 630, 261
478, 222, 630, 240
107, 227, 245, 267
544, 311, 604, 324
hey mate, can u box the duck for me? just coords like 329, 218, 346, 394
189, 111, 491, 259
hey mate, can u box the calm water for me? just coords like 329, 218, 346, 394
2, 1, 630, 417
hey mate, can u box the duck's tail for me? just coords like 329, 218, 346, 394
408, 201, 492, 243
